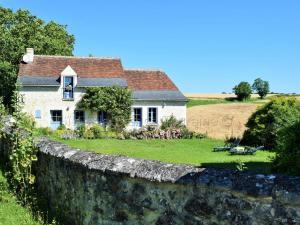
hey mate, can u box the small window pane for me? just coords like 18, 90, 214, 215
35, 110, 41, 119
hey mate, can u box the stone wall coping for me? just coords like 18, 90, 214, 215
36, 138, 300, 204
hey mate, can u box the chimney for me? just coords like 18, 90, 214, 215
22, 48, 34, 63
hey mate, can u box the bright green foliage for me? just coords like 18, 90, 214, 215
57, 138, 274, 174
187, 98, 228, 107
75, 124, 86, 138
0, 170, 42, 225
160, 115, 185, 130
6, 92, 37, 204
252, 78, 270, 99
0, 92, 37, 206
233, 81, 252, 101
242, 97, 300, 149
0, 7, 75, 109
272, 121, 300, 175
78, 87, 133, 132
89, 124, 105, 139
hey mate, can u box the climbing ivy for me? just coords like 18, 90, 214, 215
77, 86, 133, 132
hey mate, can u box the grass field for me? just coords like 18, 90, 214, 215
57, 138, 275, 173
0, 170, 41, 225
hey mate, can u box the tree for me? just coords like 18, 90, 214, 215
77, 87, 133, 132
242, 96, 300, 149
0, 7, 75, 110
272, 120, 300, 175
252, 78, 270, 99
233, 81, 252, 101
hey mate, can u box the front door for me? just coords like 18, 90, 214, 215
133, 108, 142, 128
50, 110, 63, 129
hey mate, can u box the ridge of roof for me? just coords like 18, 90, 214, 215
125, 68, 165, 72
34, 55, 121, 60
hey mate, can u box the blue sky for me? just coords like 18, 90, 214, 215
1, 0, 300, 93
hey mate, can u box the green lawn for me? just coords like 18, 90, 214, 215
187, 99, 228, 107
0, 170, 41, 225
187, 98, 267, 108
58, 138, 275, 173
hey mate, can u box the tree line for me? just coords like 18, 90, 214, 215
233, 78, 270, 100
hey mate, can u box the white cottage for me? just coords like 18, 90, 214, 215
18, 48, 187, 130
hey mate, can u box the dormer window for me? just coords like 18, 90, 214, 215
63, 76, 74, 99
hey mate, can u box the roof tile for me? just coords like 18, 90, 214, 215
18, 55, 123, 78
124, 69, 178, 91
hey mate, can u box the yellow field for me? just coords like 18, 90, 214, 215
185, 93, 300, 139
187, 103, 258, 139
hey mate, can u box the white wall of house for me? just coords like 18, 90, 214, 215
20, 85, 186, 130
129, 101, 186, 130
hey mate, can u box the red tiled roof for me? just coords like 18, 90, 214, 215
18, 55, 124, 78
18, 55, 179, 91
124, 69, 178, 91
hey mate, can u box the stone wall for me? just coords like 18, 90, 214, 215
35, 139, 300, 225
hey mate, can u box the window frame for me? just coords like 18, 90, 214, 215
63, 76, 74, 100
74, 110, 85, 124
98, 111, 108, 125
148, 107, 158, 124
50, 110, 63, 123
133, 108, 142, 123
35, 109, 42, 119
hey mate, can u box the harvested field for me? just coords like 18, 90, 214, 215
187, 103, 258, 139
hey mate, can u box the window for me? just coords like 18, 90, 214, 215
63, 76, 74, 99
74, 110, 85, 123
98, 111, 107, 124
148, 108, 157, 123
35, 110, 41, 119
50, 110, 63, 129
51, 110, 62, 122
133, 108, 142, 122
133, 108, 142, 128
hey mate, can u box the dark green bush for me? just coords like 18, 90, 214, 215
242, 97, 300, 149
78, 86, 132, 133
272, 121, 300, 175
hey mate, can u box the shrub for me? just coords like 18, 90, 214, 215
233, 81, 252, 101
57, 124, 66, 130
35, 127, 53, 136
60, 129, 78, 139
272, 121, 300, 175
75, 124, 86, 138
89, 124, 105, 139
83, 129, 94, 139
160, 115, 185, 130
77, 86, 132, 133
242, 96, 300, 149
